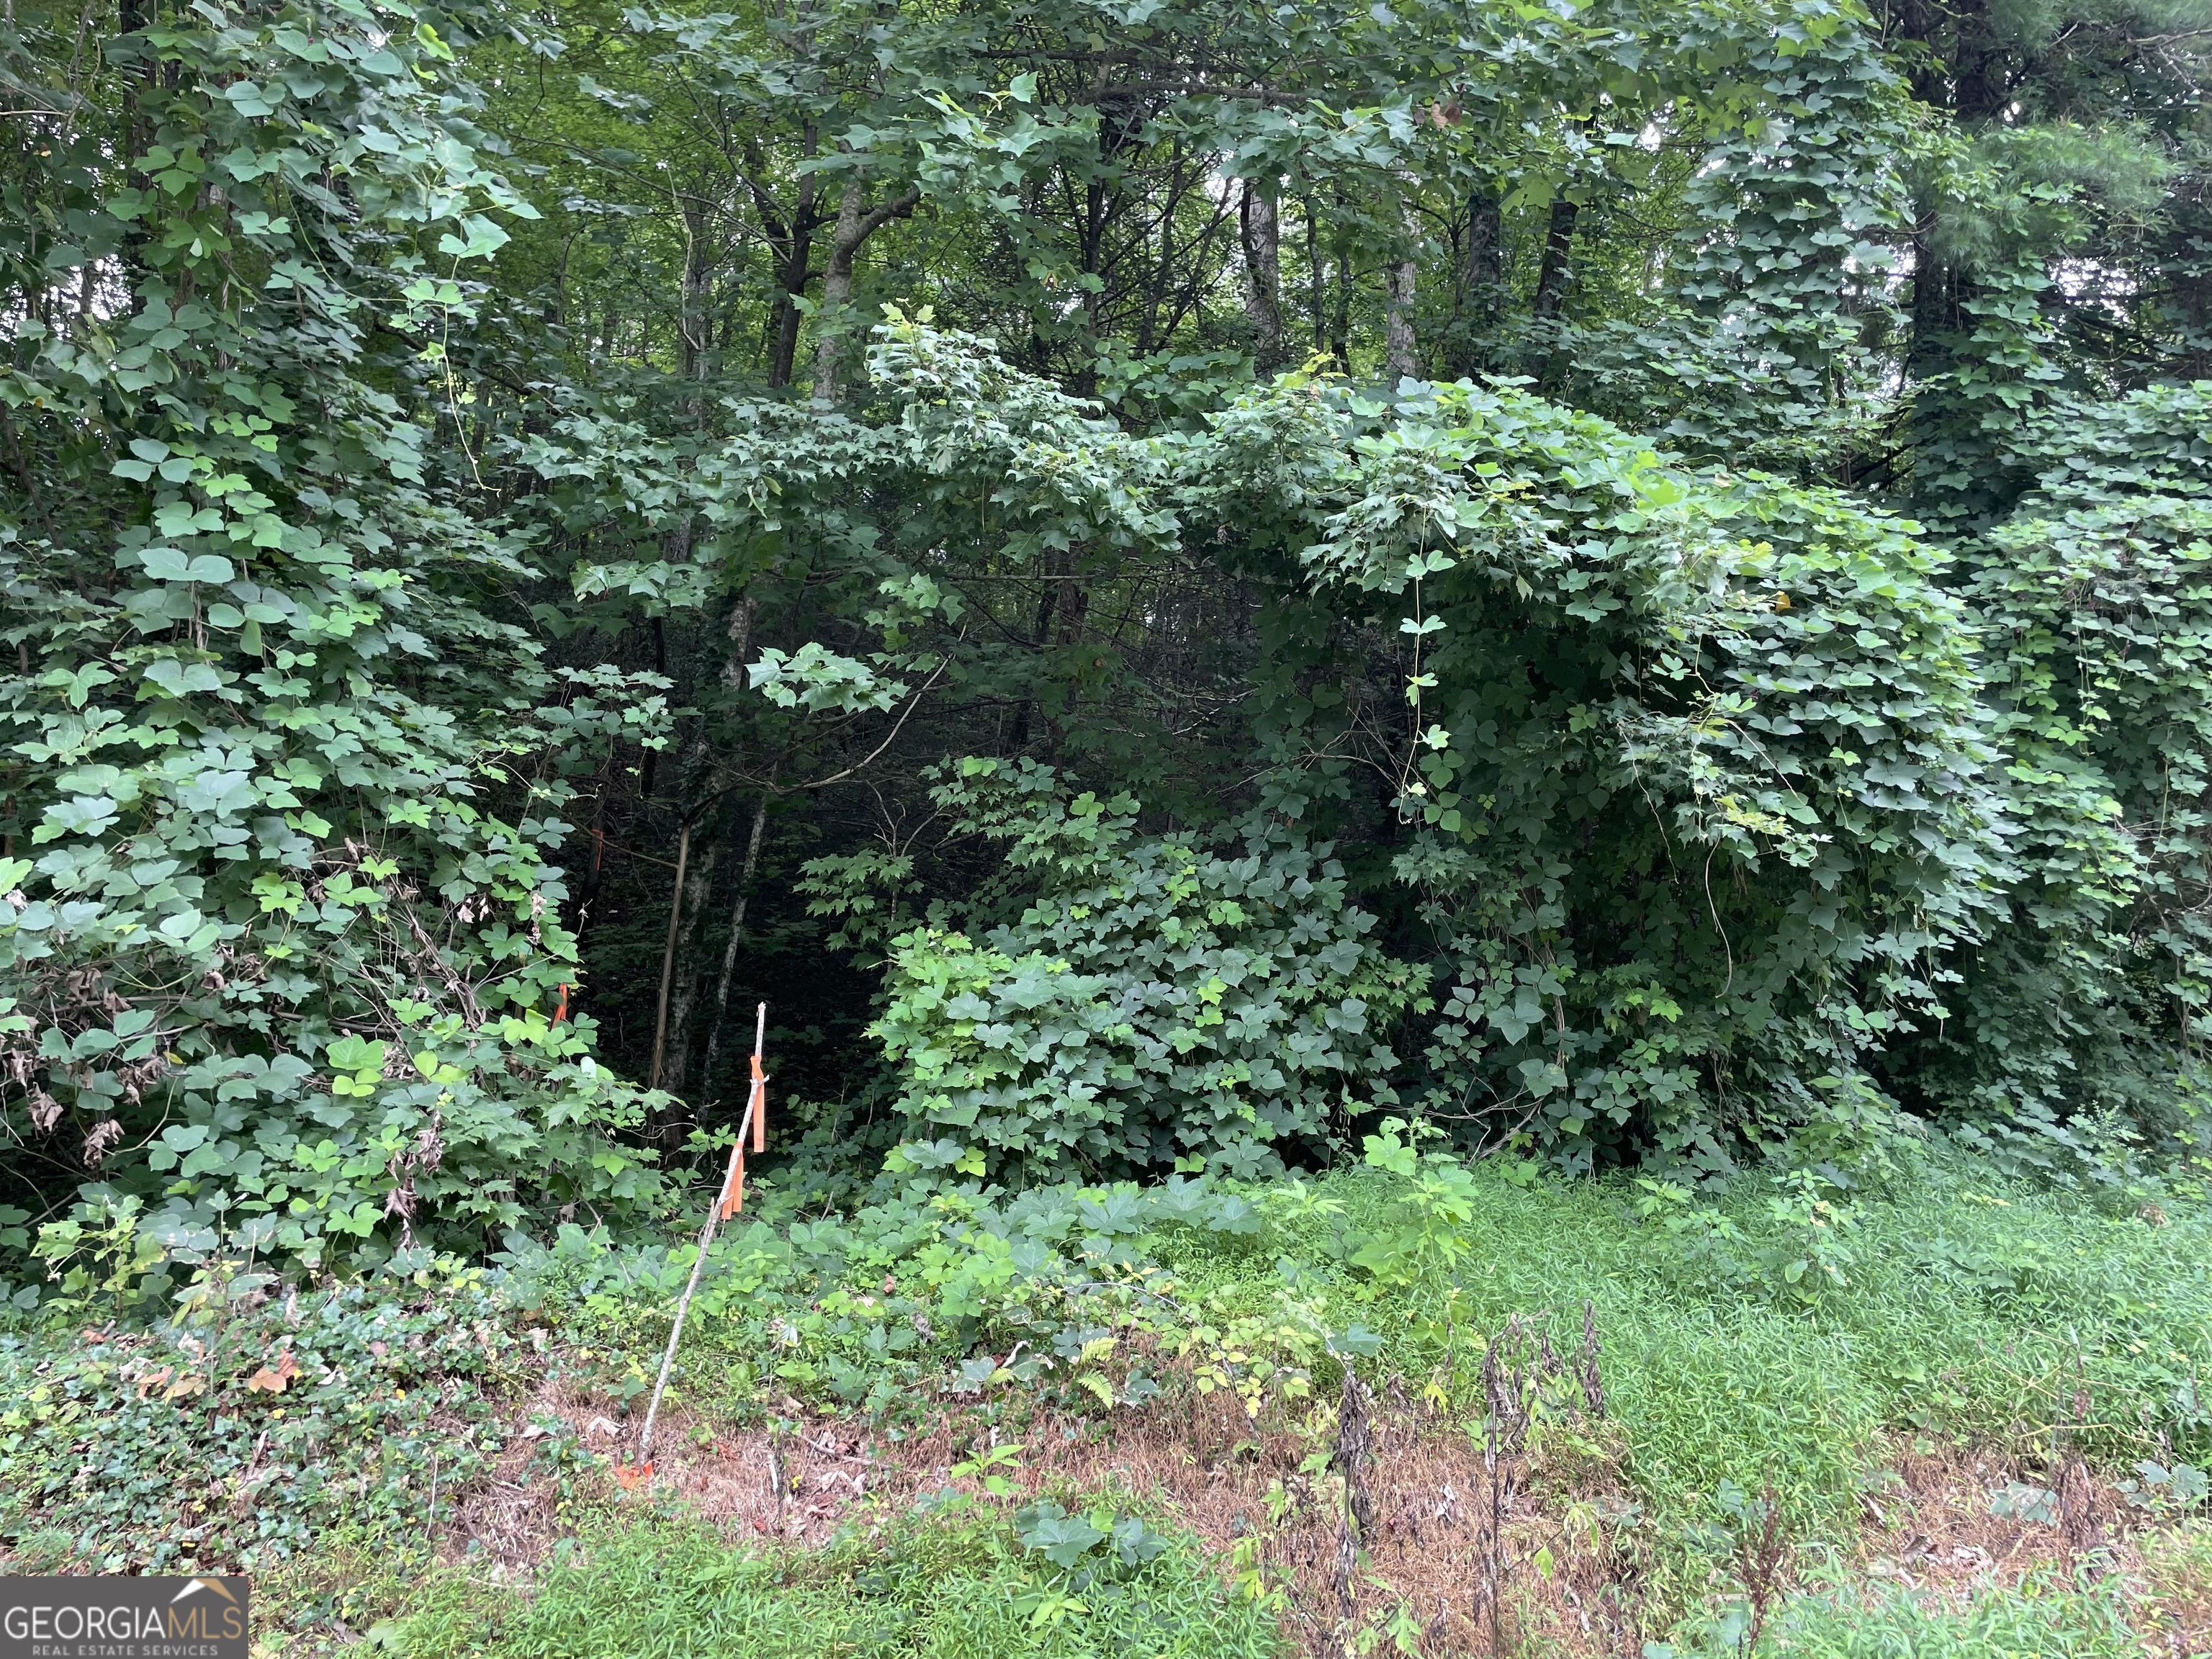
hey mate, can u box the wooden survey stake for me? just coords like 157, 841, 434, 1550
632, 1002, 769, 1479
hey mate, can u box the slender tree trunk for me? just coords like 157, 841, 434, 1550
1241, 179, 1285, 372
1078, 174, 1107, 397
768, 230, 814, 387
1385, 264, 1419, 382
678, 197, 710, 385
811, 178, 920, 400
767, 126, 820, 390
1330, 192, 1352, 372
1899, 0, 2004, 398
721, 593, 758, 693
1305, 196, 1326, 356
118, 0, 153, 279
1466, 189, 1503, 310
1138, 149, 1190, 355
1384, 202, 1420, 385
690, 595, 765, 1099
647, 710, 719, 1122
698, 791, 773, 1104
1005, 557, 1062, 756
655, 834, 722, 1100
1529, 192, 1580, 390
1907, 246, 1956, 382
1043, 557, 1091, 761
812, 177, 868, 400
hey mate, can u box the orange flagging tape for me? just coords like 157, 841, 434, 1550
751, 1053, 767, 1152
552, 984, 570, 1024
716, 1137, 745, 1219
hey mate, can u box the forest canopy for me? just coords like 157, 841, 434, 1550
3, 0, 2211, 1275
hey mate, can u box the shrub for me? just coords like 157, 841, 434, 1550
865, 760, 1429, 1182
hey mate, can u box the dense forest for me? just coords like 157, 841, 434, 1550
2, 0, 2211, 1261
11, 1, 2212, 1651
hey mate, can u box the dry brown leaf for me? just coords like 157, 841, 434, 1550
246, 1348, 300, 1395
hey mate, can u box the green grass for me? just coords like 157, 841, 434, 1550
391, 1507, 1284, 1659
385, 1511, 2200, 1659
1657, 1566, 2141, 1658
1145, 1154, 2212, 1545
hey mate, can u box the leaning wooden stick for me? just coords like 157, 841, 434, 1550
634, 1002, 767, 1477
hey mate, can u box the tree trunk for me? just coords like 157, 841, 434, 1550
1078, 173, 1107, 397
698, 791, 773, 1106
1529, 192, 1579, 390
767, 224, 814, 388
1448, 186, 1506, 378
1241, 180, 1285, 373
678, 197, 711, 385
646, 712, 719, 1123
1465, 188, 1503, 325
655, 833, 721, 1101
1005, 555, 1062, 756
118, 0, 153, 279
1532, 194, 1578, 323
1044, 561, 1091, 761
812, 178, 868, 400
1384, 206, 1419, 385
811, 179, 920, 400
1305, 196, 1326, 357
1899, 0, 2005, 394
766, 126, 820, 390
721, 593, 758, 693
1138, 148, 1192, 355
1330, 190, 1352, 372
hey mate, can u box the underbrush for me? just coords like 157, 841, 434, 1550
0, 1269, 529, 1575
535, 1138, 2212, 1545
3, 1138, 2209, 1653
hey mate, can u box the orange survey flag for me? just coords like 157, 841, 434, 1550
751, 1053, 767, 1152
716, 1138, 745, 1219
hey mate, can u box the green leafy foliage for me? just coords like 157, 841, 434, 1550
1216, 372, 2011, 1170
868, 760, 1428, 1182
1914, 386, 2212, 1149
0, 1264, 528, 1573
10, 1125, 2212, 1640
0, 0, 670, 1274
1572, 1, 1915, 470
11, 1, 2212, 1647
4, 0, 2211, 1290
